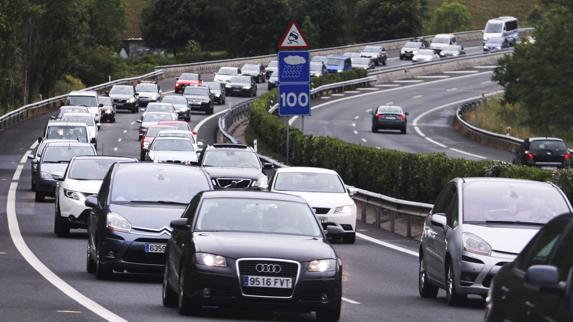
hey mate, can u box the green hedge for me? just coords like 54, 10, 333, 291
311, 69, 368, 88
250, 91, 573, 203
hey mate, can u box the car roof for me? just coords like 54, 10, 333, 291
158, 130, 191, 134
114, 162, 208, 178
44, 141, 94, 148
71, 155, 135, 161
68, 90, 97, 97
377, 105, 403, 110
489, 16, 517, 23
158, 120, 188, 124
528, 137, 564, 142
201, 190, 307, 203
461, 177, 555, 187
47, 121, 88, 127
275, 167, 339, 175
327, 55, 349, 60
60, 112, 93, 117
207, 143, 250, 150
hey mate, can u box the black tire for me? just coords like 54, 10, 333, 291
163, 258, 178, 307
111, 117, 116, 123
185, 112, 191, 122
446, 263, 466, 306
31, 180, 36, 191
95, 247, 113, 280
382, 59, 387, 66
316, 299, 341, 321
54, 203, 70, 237
140, 151, 146, 161
177, 268, 201, 315
371, 126, 377, 133
206, 106, 214, 115
401, 127, 407, 134
132, 105, 138, 113
86, 240, 96, 274
35, 191, 45, 202
418, 256, 439, 298
344, 232, 356, 244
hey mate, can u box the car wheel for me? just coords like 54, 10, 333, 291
111, 117, 116, 123
177, 268, 201, 315
95, 247, 113, 280
35, 191, 45, 202
344, 232, 356, 244
207, 106, 214, 115
446, 263, 465, 306
54, 202, 69, 237
86, 240, 96, 274
316, 297, 341, 321
401, 127, 407, 134
418, 256, 438, 298
31, 179, 36, 191
382, 59, 387, 66
163, 256, 178, 307
185, 112, 191, 122
140, 151, 146, 161
371, 126, 377, 133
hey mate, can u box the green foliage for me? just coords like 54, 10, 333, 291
54, 75, 85, 96
354, 0, 426, 42
429, 0, 472, 34
301, 16, 320, 48
311, 69, 368, 88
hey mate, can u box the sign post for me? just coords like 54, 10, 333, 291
277, 21, 311, 163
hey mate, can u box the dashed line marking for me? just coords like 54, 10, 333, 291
412, 95, 422, 99
356, 232, 417, 257
446, 88, 458, 92
320, 96, 332, 100
393, 80, 424, 84
357, 87, 379, 91
376, 84, 401, 87
443, 70, 479, 74
0, 251, 6, 255
353, 130, 358, 135
57, 310, 82, 314
130, 121, 136, 125
474, 65, 498, 69
354, 115, 359, 120
351, 123, 356, 127
331, 93, 346, 97
113, 147, 118, 151
481, 80, 492, 85
365, 108, 372, 113
122, 130, 127, 134
361, 138, 367, 143
345, 90, 361, 94
416, 75, 450, 79
117, 138, 122, 143
342, 297, 361, 305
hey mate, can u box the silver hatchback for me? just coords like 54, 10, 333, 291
418, 177, 571, 305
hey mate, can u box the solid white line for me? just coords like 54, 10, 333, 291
424, 136, 448, 148
376, 84, 401, 87
20, 151, 31, 164
354, 115, 359, 120
342, 297, 361, 305
6, 152, 127, 321
356, 232, 417, 257
412, 95, 422, 99
449, 147, 487, 159
194, 108, 228, 133
30, 141, 39, 150
361, 138, 367, 143
393, 80, 424, 84
446, 88, 457, 92
331, 93, 345, 97
443, 70, 479, 74
357, 87, 379, 91
345, 91, 361, 94
416, 75, 450, 79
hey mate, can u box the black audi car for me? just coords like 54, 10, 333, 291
84, 162, 212, 279
183, 86, 214, 115
513, 137, 572, 168
225, 76, 257, 97
162, 190, 343, 321
108, 85, 138, 113
198, 144, 272, 190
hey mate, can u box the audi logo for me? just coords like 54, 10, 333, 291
255, 263, 282, 273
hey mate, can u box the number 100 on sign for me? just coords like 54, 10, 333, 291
278, 83, 311, 116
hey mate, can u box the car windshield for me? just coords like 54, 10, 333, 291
487, 37, 505, 45
326, 58, 345, 66
195, 198, 322, 236
204, 82, 221, 91
135, 84, 157, 92
203, 150, 260, 168
146, 104, 173, 113
377, 106, 403, 114
218, 67, 238, 75
42, 146, 94, 163
98, 97, 111, 105
161, 96, 187, 104
530, 140, 567, 153
60, 115, 95, 126
229, 76, 251, 84
143, 113, 172, 122
310, 63, 323, 71
463, 181, 570, 225
417, 49, 435, 55
109, 86, 133, 95
242, 64, 259, 72
184, 87, 209, 96
267, 61, 278, 68
151, 138, 194, 151
485, 22, 503, 33
111, 167, 209, 204
180, 73, 199, 81
59, 107, 89, 116
68, 96, 97, 107
404, 42, 422, 48
159, 122, 189, 131
432, 36, 450, 44
158, 131, 195, 141
363, 46, 380, 52
351, 57, 370, 65
274, 172, 345, 193
46, 126, 88, 142
145, 126, 176, 137
68, 158, 125, 180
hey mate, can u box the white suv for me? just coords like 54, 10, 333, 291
53, 156, 136, 237
67, 90, 101, 122
430, 34, 457, 53
269, 167, 357, 243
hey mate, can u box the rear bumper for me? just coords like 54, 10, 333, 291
373, 119, 407, 129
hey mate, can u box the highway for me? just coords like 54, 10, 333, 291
0, 40, 494, 322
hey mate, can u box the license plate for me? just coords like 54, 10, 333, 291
144, 243, 166, 253
242, 275, 292, 289
385, 116, 397, 119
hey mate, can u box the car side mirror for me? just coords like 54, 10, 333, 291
197, 141, 204, 149
90, 138, 97, 144
170, 218, 191, 230
405, 112, 409, 116
525, 265, 565, 293
325, 225, 346, 240
97, 123, 101, 129
27, 154, 35, 160
37, 137, 43, 143
136, 120, 142, 123
85, 195, 98, 209
430, 213, 447, 229
52, 173, 64, 181
98, 103, 104, 107
263, 162, 274, 170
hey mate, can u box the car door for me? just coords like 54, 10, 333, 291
169, 194, 200, 282
426, 183, 454, 282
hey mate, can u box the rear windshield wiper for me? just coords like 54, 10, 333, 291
485, 220, 543, 226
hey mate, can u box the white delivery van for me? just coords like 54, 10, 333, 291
483, 16, 519, 46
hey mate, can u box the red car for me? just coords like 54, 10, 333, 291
174, 73, 202, 94
139, 125, 177, 160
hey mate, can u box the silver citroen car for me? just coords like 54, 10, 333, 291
418, 177, 572, 306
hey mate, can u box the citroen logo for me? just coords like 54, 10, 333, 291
255, 263, 282, 273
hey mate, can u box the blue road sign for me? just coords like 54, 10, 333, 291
278, 51, 310, 83
279, 83, 311, 116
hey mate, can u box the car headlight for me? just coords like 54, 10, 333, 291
40, 171, 53, 180
252, 176, 268, 189
400, 49, 405, 54
195, 253, 227, 267
128, 97, 135, 103
64, 189, 83, 200
225, 84, 231, 88
215, 93, 221, 97
106, 212, 131, 233
462, 232, 491, 256
308, 259, 336, 272
242, 86, 251, 89
334, 205, 353, 214
105, 109, 112, 114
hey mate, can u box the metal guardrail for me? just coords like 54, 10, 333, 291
218, 98, 258, 144
0, 70, 164, 132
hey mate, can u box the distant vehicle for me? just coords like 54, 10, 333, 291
241, 63, 265, 83
53, 156, 135, 237
310, 61, 328, 78
203, 81, 226, 105
146, 136, 198, 164
326, 56, 352, 73
59, 113, 100, 148
160, 95, 190, 121
214, 67, 240, 83
412, 49, 440, 63
135, 82, 162, 107
108, 85, 138, 113
351, 57, 375, 70
267, 74, 278, 90
264, 60, 278, 79
139, 125, 177, 161
97, 96, 115, 123
56, 106, 90, 119
28, 139, 77, 191
311, 55, 328, 64
483, 37, 510, 52
183, 86, 214, 115
483, 16, 519, 46
175, 73, 202, 94
513, 137, 572, 168
158, 120, 193, 133
485, 213, 573, 322
142, 102, 178, 120
270, 166, 357, 243
40, 121, 92, 145
67, 91, 101, 122
343, 52, 361, 58
360, 45, 387, 66
225, 75, 257, 97
400, 41, 428, 60
430, 34, 457, 53
138, 112, 176, 140
418, 178, 571, 306
157, 130, 203, 151
371, 105, 408, 134
439, 45, 466, 57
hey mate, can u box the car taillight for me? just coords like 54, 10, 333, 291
564, 153, 571, 160
526, 152, 535, 160
376, 114, 384, 119
399, 113, 406, 121
192, 131, 198, 135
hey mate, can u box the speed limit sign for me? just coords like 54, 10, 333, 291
278, 83, 310, 116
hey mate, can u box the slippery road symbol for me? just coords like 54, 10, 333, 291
288, 31, 300, 44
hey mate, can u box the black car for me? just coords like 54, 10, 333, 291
162, 190, 343, 320
98, 96, 116, 123
203, 81, 226, 105
399, 40, 428, 60
241, 63, 265, 83
33, 142, 96, 201
371, 105, 408, 134
485, 213, 573, 322
198, 144, 273, 190
513, 137, 572, 168
267, 74, 278, 91
226, 76, 257, 97
183, 86, 214, 115
84, 163, 212, 279
108, 85, 138, 113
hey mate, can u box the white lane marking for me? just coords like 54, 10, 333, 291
320, 96, 331, 100
353, 130, 358, 135
385, 102, 394, 105
424, 136, 448, 148
130, 121, 135, 125
481, 80, 492, 85
345, 90, 361, 94
449, 148, 486, 159
351, 123, 356, 127
194, 108, 228, 133
113, 147, 118, 152
122, 130, 127, 134
164, 90, 175, 94
446, 88, 457, 92
474, 65, 498, 69
412, 95, 422, 99
393, 80, 424, 84
443, 70, 479, 74
365, 108, 372, 113
357, 87, 379, 91
0, 251, 6, 255
117, 138, 122, 143
361, 138, 367, 143
6, 144, 127, 322
57, 310, 82, 314
20, 151, 32, 164
30, 141, 39, 150
354, 115, 359, 120
331, 93, 345, 97
376, 84, 400, 87
288, 71, 493, 126
416, 75, 450, 79
342, 297, 361, 305
356, 232, 417, 257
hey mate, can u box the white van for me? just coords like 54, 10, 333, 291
483, 16, 519, 46
67, 90, 101, 122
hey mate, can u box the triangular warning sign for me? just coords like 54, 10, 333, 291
277, 21, 310, 50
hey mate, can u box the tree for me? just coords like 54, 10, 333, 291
428, 1, 472, 34
301, 16, 320, 48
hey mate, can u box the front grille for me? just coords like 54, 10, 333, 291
113, 99, 126, 103
216, 178, 252, 189
313, 207, 330, 215
237, 259, 299, 298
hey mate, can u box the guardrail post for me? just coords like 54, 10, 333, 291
375, 208, 381, 228
407, 215, 412, 238
361, 198, 368, 223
